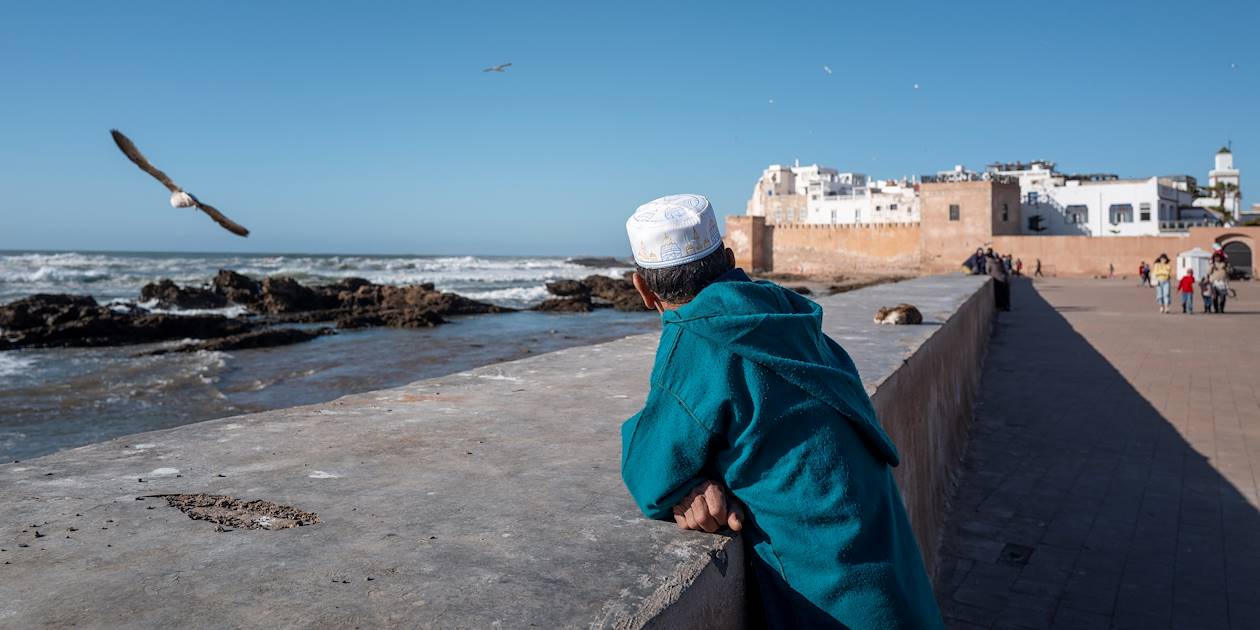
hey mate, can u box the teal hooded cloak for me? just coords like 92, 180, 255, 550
621, 270, 942, 628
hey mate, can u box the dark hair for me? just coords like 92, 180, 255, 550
635, 244, 733, 304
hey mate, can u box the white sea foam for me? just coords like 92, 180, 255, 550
0, 251, 631, 307
459, 285, 551, 303
135, 300, 251, 318
0, 353, 36, 377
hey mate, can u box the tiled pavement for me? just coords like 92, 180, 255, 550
936, 277, 1260, 630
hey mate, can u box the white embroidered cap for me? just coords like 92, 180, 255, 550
625, 194, 723, 269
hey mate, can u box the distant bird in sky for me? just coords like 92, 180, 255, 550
823, 65, 832, 75
768, 98, 775, 104
109, 129, 250, 237
482, 62, 512, 73
913, 83, 920, 90
1231, 62, 1238, 69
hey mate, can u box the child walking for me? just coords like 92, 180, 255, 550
1178, 268, 1196, 314
619, 194, 942, 628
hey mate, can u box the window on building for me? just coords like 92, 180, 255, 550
1002, 203, 1009, 222
1027, 191, 1039, 205
1139, 202, 1151, 221
775, 209, 782, 223
1066, 205, 1088, 224
890, 203, 898, 211
948, 204, 960, 221
875, 205, 882, 212
1109, 204, 1134, 224
830, 210, 836, 223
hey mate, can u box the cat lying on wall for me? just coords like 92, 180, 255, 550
874, 304, 923, 325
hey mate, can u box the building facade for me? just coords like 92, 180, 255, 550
746, 162, 919, 226
984, 161, 1199, 237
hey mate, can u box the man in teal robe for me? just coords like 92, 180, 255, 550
619, 194, 942, 628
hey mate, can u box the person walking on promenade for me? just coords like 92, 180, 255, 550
1034, 258, 1043, 278
1139, 261, 1150, 287
1199, 273, 1215, 313
1015, 258, 1023, 276
1210, 262, 1230, 313
1178, 268, 1196, 314
988, 251, 1011, 311
619, 194, 943, 628
1152, 254, 1173, 313
962, 248, 985, 275
1108, 262, 1115, 279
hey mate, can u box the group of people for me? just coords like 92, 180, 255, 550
1146, 249, 1232, 315
962, 247, 1020, 310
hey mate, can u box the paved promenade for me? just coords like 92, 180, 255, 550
937, 277, 1260, 629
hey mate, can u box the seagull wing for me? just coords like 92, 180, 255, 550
189, 195, 250, 237
110, 129, 182, 193
498, 63, 512, 70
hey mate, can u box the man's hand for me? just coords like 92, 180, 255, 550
672, 480, 743, 533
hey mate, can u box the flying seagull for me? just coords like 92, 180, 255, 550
109, 129, 250, 237
482, 62, 512, 73
823, 65, 832, 75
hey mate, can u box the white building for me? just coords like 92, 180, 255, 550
1206, 146, 1242, 220
746, 161, 919, 226
986, 161, 1199, 237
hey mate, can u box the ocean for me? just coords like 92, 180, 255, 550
0, 251, 659, 461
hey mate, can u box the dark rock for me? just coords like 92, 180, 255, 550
0, 293, 253, 350
537, 274, 648, 312
266, 308, 350, 324
544, 279, 591, 298
582, 275, 649, 311
0, 271, 523, 350
140, 279, 229, 310
137, 327, 335, 355
608, 293, 649, 312
582, 274, 635, 300
0, 294, 99, 331
336, 309, 445, 329
260, 276, 326, 314
567, 256, 631, 268
212, 270, 261, 305
532, 296, 594, 313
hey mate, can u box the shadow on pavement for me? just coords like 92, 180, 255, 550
934, 278, 1260, 630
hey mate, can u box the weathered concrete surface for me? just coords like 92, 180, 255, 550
855, 276, 995, 577
0, 275, 990, 628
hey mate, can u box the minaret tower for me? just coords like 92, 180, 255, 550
1209, 145, 1242, 220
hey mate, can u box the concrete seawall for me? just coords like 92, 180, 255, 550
1, 275, 992, 628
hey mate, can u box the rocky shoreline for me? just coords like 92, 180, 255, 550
0, 270, 649, 353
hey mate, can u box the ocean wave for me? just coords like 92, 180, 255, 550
0, 353, 36, 377
458, 285, 552, 304
0, 251, 633, 306
134, 300, 251, 318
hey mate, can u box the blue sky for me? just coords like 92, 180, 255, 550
1, 0, 1255, 256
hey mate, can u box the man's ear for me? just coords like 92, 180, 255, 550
631, 272, 661, 311
725, 247, 736, 268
